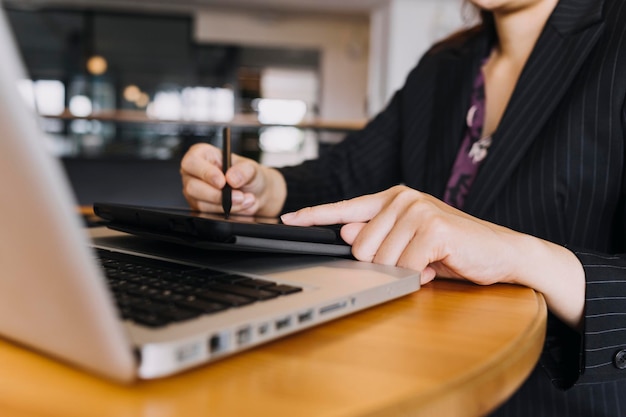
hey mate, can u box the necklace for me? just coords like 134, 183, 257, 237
468, 135, 492, 163
465, 104, 492, 164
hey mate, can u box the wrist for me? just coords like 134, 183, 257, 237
511, 233, 585, 330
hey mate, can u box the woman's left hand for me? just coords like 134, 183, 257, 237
281, 185, 523, 286
281, 185, 585, 329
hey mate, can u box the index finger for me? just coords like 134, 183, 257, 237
281, 194, 385, 226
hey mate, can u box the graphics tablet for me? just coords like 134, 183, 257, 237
93, 202, 353, 257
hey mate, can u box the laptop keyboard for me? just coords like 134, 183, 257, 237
96, 248, 302, 328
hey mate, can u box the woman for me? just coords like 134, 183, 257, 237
180, 0, 626, 414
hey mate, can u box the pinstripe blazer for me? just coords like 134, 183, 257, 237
280, 0, 626, 414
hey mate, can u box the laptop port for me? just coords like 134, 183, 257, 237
258, 322, 270, 336
297, 310, 314, 324
275, 316, 291, 331
319, 300, 347, 315
209, 333, 229, 354
236, 326, 252, 346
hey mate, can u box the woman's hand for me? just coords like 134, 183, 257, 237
180, 143, 286, 217
281, 185, 585, 329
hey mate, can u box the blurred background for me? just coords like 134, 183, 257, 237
3, 0, 468, 207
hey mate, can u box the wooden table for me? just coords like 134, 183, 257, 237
0, 279, 545, 417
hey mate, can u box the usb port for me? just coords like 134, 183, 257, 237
297, 310, 314, 324
258, 322, 270, 336
275, 316, 291, 330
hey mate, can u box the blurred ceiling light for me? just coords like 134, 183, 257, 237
69, 95, 93, 117
147, 91, 182, 120
181, 86, 211, 121
86, 55, 108, 76
135, 93, 150, 108
256, 98, 307, 125
210, 88, 235, 122
34, 80, 65, 116
123, 85, 141, 102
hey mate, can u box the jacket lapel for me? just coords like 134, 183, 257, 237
422, 35, 488, 198
462, 0, 606, 217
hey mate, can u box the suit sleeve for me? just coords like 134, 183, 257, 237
542, 99, 626, 389
573, 251, 626, 385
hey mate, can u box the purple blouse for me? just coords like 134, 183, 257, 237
443, 64, 492, 209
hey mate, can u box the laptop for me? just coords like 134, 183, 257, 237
0, 4, 420, 384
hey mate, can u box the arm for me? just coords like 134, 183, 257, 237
281, 186, 585, 328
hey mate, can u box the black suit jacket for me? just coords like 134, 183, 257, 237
280, 0, 626, 414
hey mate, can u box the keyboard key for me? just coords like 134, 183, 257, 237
208, 283, 279, 301
264, 284, 303, 295
237, 278, 275, 289
175, 297, 228, 314
195, 289, 255, 306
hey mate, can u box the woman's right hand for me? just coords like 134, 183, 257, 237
180, 143, 287, 217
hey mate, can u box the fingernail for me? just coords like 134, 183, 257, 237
232, 193, 244, 204
280, 212, 295, 222
242, 195, 255, 208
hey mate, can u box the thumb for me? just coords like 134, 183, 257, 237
340, 222, 367, 245
226, 156, 258, 189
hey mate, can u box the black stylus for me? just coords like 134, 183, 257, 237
221, 126, 232, 218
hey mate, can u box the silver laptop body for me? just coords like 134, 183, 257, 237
0, 3, 420, 383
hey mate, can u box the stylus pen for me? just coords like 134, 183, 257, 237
222, 126, 232, 218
